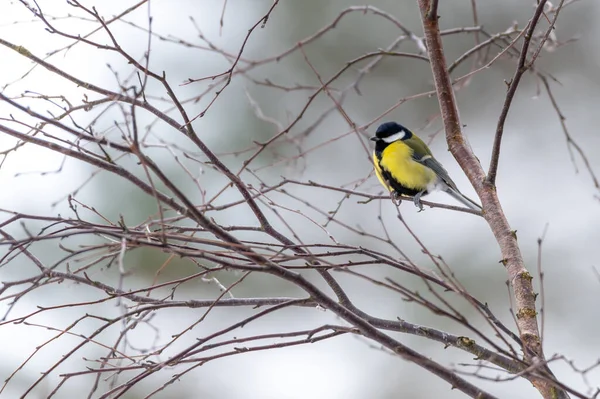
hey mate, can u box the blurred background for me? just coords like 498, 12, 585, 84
1, 0, 599, 398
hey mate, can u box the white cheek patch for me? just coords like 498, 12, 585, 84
382, 130, 406, 143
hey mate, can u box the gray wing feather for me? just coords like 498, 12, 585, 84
414, 154, 482, 210
414, 155, 458, 190
444, 186, 482, 210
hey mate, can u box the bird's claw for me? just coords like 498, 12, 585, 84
413, 191, 425, 212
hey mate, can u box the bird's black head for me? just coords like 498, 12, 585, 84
370, 122, 412, 144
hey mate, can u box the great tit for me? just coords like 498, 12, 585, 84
371, 121, 481, 211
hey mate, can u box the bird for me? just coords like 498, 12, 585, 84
370, 121, 482, 211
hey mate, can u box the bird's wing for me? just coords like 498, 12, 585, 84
402, 136, 481, 209
416, 155, 458, 190
402, 137, 459, 190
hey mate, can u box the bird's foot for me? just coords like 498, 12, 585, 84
391, 191, 402, 206
413, 191, 425, 212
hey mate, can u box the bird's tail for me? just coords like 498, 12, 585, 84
444, 186, 482, 211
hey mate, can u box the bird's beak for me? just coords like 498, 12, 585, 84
369, 136, 378, 142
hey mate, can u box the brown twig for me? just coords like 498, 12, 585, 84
487, 0, 564, 185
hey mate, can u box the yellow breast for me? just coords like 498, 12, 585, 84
376, 141, 436, 191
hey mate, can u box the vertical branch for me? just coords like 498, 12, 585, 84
416, 1, 569, 398
486, 0, 549, 185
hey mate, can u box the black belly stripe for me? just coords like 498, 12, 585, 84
376, 154, 424, 197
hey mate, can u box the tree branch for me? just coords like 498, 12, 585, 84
487, 0, 564, 184
416, 1, 569, 398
